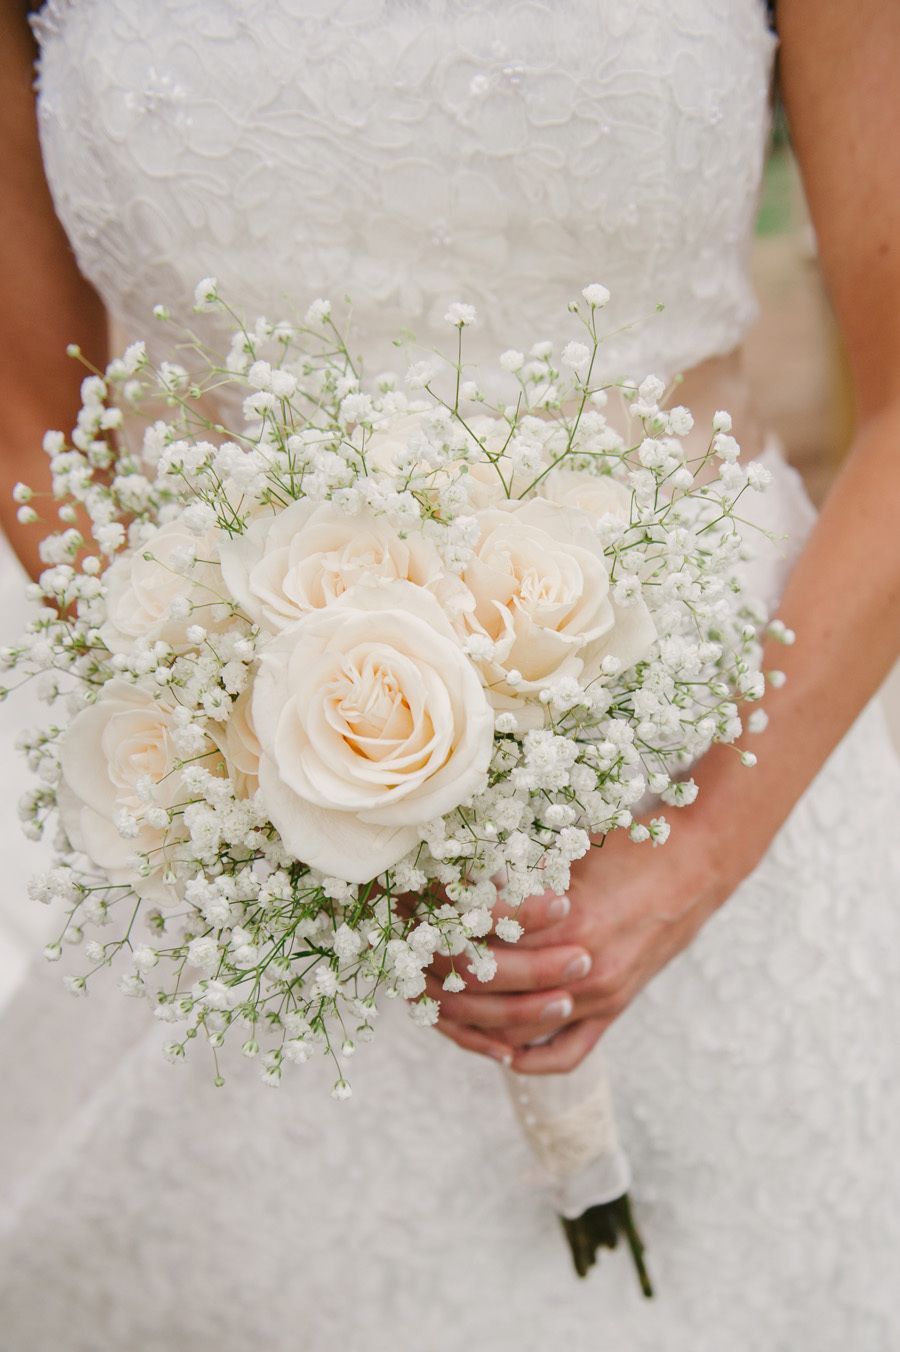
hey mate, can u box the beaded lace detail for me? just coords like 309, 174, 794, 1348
33, 0, 776, 387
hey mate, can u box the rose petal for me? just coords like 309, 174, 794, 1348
586, 595, 657, 672
258, 757, 420, 883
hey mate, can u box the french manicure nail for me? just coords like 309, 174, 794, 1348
563, 953, 592, 982
548, 894, 571, 921
489, 1048, 513, 1066
525, 1031, 557, 1047
541, 995, 574, 1023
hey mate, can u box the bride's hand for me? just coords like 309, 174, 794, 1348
427, 815, 746, 1074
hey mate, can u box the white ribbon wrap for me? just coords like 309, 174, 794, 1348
502, 1041, 630, 1218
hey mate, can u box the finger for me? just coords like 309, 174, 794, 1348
393, 886, 444, 922
480, 1018, 581, 1049
424, 974, 575, 1033
509, 1017, 606, 1075
433, 1009, 581, 1051
433, 1016, 514, 1066
490, 888, 573, 936
397, 886, 573, 942
429, 942, 592, 994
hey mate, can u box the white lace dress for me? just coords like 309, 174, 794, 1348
2, 1, 900, 1347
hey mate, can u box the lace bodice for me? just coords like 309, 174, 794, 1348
33, 0, 776, 386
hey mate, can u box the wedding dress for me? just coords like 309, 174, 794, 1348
2, 1, 900, 1347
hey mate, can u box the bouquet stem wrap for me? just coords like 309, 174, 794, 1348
503, 1049, 652, 1292
503, 1044, 629, 1213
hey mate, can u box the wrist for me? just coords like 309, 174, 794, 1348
677, 744, 774, 902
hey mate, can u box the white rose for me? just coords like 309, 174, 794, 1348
101, 517, 224, 653
364, 410, 549, 508
57, 681, 195, 905
541, 468, 632, 524
363, 409, 471, 508
461, 497, 656, 724
220, 499, 446, 634
212, 684, 261, 799
460, 415, 553, 509
253, 579, 494, 882
362, 409, 436, 477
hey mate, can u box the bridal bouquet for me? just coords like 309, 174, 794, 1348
5, 281, 789, 1289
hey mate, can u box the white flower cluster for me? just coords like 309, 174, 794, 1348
4, 282, 790, 1095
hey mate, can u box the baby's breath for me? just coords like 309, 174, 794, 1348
8, 283, 783, 1093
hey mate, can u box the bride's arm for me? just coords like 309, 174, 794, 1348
428, 0, 900, 1071
692, 0, 900, 859
0, 3, 106, 579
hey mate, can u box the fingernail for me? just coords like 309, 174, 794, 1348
488, 1048, 513, 1066
541, 995, 574, 1023
563, 953, 591, 981
548, 894, 571, 921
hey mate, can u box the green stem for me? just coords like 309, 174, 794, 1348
559, 1193, 653, 1297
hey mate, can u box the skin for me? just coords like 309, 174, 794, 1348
0, 5, 107, 579
1, 5, 898, 1073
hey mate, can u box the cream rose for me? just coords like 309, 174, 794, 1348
252, 579, 494, 882
219, 500, 446, 634
360, 409, 462, 507
102, 517, 224, 653
361, 410, 436, 478
460, 415, 553, 509
461, 497, 656, 723
57, 681, 193, 905
364, 410, 548, 509
541, 468, 633, 523
213, 685, 261, 799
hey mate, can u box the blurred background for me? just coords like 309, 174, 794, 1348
1, 124, 898, 1014
746, 114, 851, 505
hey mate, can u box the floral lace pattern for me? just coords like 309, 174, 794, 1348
4, 2, 899, 1346
34, 0, 776, 390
